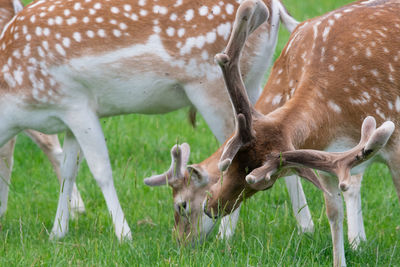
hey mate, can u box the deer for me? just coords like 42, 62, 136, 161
0, 0, 307, 241
144, 0, 399, 266
0, 0, 85, 218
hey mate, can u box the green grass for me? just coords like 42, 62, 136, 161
1, 0, 400, 266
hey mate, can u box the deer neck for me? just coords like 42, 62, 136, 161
261, 91, 340, 152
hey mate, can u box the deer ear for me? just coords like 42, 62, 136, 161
187, 165, 209, 187
144, 143, 191, 187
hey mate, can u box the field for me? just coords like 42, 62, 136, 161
1, 0, 400, 266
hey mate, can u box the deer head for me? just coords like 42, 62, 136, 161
144, 143, 217, 243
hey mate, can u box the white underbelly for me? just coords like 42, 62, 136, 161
51, 66, 191, 117
93, 74, 190, 117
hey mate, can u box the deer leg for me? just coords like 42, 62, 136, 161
24, 130, 85, 218
62, 110, 131, 241
284, 175, 314, 233
50, 130, 81, 240
218, 205, 241, 239
342, 173, 365, 250
0, 138, 16, 217
184, 82, 235, 143
320, 173, 346, 267
387, 149, 400, 204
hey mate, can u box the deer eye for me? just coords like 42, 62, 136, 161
175, 201, 189, 217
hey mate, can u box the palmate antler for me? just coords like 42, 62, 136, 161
246, 116, 395, 191
215, 0, 268, 172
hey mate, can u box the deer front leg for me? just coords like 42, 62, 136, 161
50, 130, 81, 240
24, 130, 86, 218
342, 173, 365, 249
63, 109, 131, 241
184, 82, 235, 143
0, 138, 16, 217
284, 175, 314, 233
320, 173, 346, 267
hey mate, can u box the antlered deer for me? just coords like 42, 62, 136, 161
0, 0, 85, 218
0, 0, 303, 241
145, 0, 398, 266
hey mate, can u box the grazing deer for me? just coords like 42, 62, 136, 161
145, 0, 399, 265
0, 0, 85, 218
0, 0, 303, 241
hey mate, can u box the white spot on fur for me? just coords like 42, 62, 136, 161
153, 5, 168, 15
111, 7, 119, 14
86, 30, 95, 38
177, 28, 185, 38
366, 47, 372, 58
206, 31, 216, 43
328, 101, 341, 113
98, 29, 106, 37
55, 16, 63, 25
13, 67, 24, 85
217, 22, 231, 40
370, 69, 379, 77
166, 27, 175, 37
73, 32, 81, 42
272, 94, 282, 105
199, 6, 208, 16
55, 43, 66, 56
170, 13, 177, 21
185, 9, 194, 21
113, 29, 121, 37
63, 37, 71, 48
212, 5, 221, 15
322, 26, 331, 42
140, 9, 147, 16
225, 3, 234, 15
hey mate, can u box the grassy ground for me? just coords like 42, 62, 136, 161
2, 0, 400, 266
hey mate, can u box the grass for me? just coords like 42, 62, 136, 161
1, 0, 400, 266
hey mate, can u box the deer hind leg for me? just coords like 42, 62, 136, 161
284, 175, 314, 233
50, 130, 81, 240
24, 130, 85, 218
320, 173, 346, 267
342, 173, 366, 250
218, 205, 241, 240
0, 137, 16, 217
61, 109, 131, 241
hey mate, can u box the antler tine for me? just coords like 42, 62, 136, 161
144, 143, 190, 186
358, 116, 376, 145
216, 0, 268, 171
215, 0, 268, 119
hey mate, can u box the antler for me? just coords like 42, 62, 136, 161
215, 0, 268, 172
143, 143, 190, 186
246, 116, 395, 191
